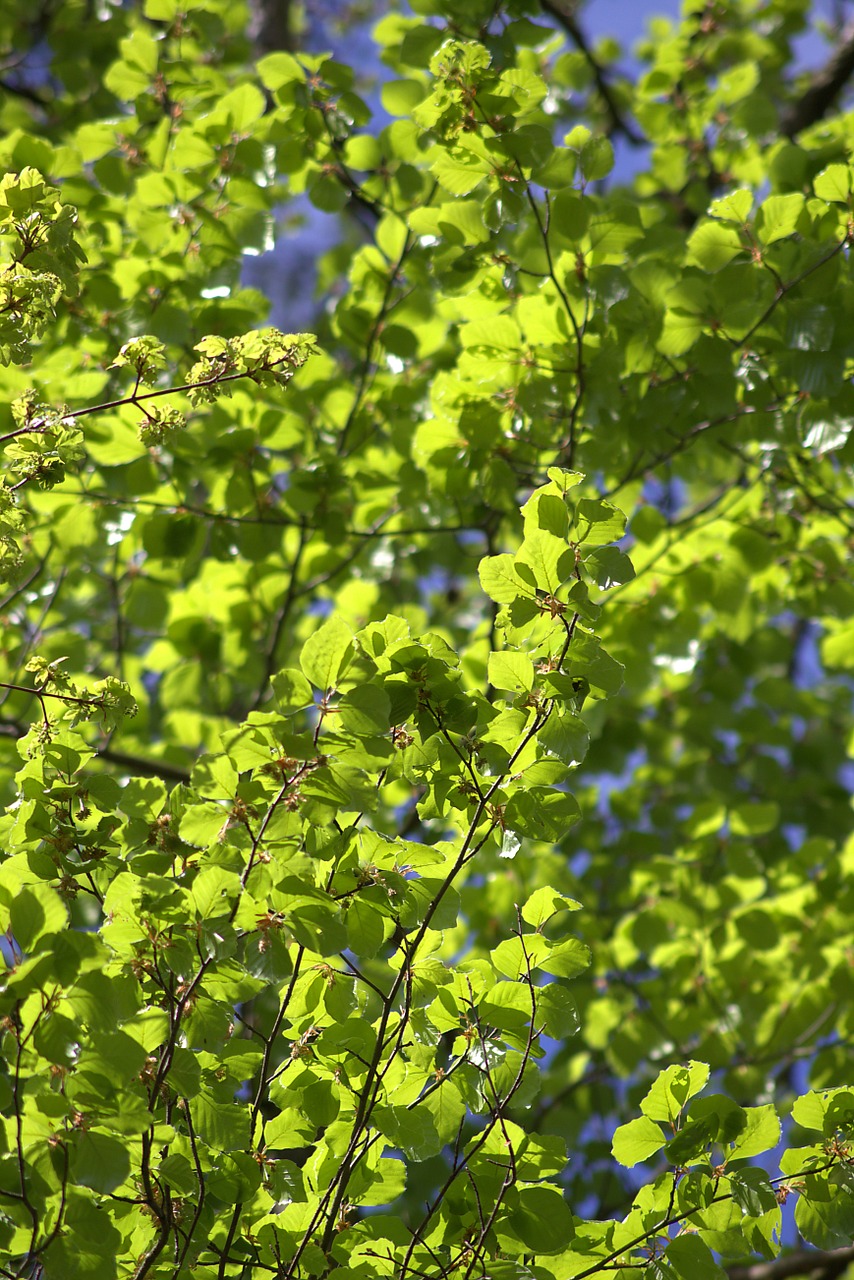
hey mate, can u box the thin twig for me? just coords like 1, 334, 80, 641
539, 0, 644, 144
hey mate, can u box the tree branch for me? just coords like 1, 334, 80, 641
781, 15, 854, 137
95, 747, 190, 784
0, 78, 51, 109
248, 0, 294, 53
0, 719, 190, 783
728, 1246, 854, 1280
539, 0, 645, 144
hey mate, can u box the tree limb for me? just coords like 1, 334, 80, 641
781, 15, 854, 137
539, 0, 645, 144
728, 1246, 854, 1280
0, 719, 190, 783
95, 747, 191, 784
248, 0, 294, 54
0, 78, 50, 109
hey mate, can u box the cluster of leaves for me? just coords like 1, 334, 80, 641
0, 169, 84, 367
0, 0, 852, 1278
0, 326, 315, 556
0, 493, 610, 1275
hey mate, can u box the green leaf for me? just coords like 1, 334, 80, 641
516, 530, 570, 592
791, 1089, 854, 1136
216, 83, 266, 130
504, 788, 581, 841
506, 1185, 574, 1252
192, 867, 240, 917
537, 983, 581, 1038
574, 498, 627, 546
521, 885, 581, 928
374, 1105, 441, 1160
687, 1095, 747, 1145
814, 163, 852, 203
709, 188, 753, 223
300, 615, 354, 690
478, 554, 536, 604
193, 1089, 250, 1152
665, 1234, 726, 1280
421, 1078, 466, 1144
488, 651, 534, 692
580, 136, 614, 182
729, 1168, 778, 1216
382, 79, 427, 115
42, 1192, 123, 1276
346, 897, 386, 958
539, 710, 589, 767
584, 545, 635, 588
337, 684, 391, 734
73, 1129, 131, 1194
271, 667, 314, 712
641, 1062, 710, 1123
431, 144, 492, 195
728, 1105, 781, 1159
611, 1116, 666, 1167
540, 936, 591, 978
729, 802, 779, 835
687, 221, 745, 269
757, 193, 805, 245
257, 51, 305, 90
795, 1181, 854, 1250
9, 882, 68, 949
664, 1113, 718, 1164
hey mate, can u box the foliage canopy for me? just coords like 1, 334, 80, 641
0, 1, 853, 1277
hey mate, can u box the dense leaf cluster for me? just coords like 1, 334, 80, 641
0, 1, 853, 1278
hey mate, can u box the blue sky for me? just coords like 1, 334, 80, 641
585, 0, 680, 44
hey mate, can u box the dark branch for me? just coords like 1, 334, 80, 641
248, 0, 294, 53
539, 0, 645, 145
0, 78, 51, 109
0, 720, 190, 783
728, 1246, 854, 1280
95, 747, 191, 784
781, 16, 854, 137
